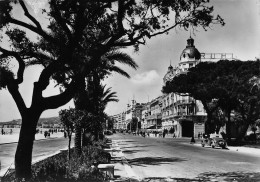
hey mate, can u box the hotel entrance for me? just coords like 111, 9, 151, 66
181, 120, 194, 137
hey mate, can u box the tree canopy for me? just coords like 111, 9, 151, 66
163, 60, 260, 140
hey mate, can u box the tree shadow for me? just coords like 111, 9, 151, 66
128, 157, 187, 167
137, 172, 260, 182
120, 145, 155, 149
197, 171, 260, 182
122, 149, 146, 154
124, 140, 138, 143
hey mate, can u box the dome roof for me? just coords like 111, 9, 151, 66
180, 37, 201, 60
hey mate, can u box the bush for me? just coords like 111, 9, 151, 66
2, 146, 110, 182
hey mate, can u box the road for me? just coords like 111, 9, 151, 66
109, 133, 260, 181
0, 137, 73, 174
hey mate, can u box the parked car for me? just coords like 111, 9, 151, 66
201, 134, 227, 149
210, 136, 227, 149
104, 130, 113, 135
201, 134, 212, 147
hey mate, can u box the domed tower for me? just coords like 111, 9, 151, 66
179, 36, 201, 72
163, 64, 175, 85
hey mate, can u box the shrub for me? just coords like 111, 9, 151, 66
2, 146, 110, 182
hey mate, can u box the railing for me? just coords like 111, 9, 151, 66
174, 98, 194, 105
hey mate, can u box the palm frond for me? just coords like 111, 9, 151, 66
104, 51, 138, 70
101, 86, 119, 106
108, 66, 131, 78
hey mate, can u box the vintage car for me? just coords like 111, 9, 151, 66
201, 134, 227, 149
201, 134, 212, 147
211, 135, 227, 149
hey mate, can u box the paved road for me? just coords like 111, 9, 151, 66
0, 137, 73, 175
109, 133, 260, 181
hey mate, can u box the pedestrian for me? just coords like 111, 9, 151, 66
10, 129, 13, 135
44, 131, 47, 138
173, 132, 176, 138
190, 136, 195, 144
198, 132, 201, 139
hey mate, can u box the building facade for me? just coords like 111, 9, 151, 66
111, 112, 126, 130
146, 96, 162, 130
112, 36, 236, 137
161, 36, 207, 137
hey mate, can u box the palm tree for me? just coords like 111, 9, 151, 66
73, 48, 138, 154
80, 83, 119, 141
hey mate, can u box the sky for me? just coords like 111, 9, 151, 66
0, 0, 260, 122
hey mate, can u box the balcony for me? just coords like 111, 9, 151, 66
175, 98, 194, 105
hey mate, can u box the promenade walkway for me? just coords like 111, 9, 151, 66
0, 129, 64, 177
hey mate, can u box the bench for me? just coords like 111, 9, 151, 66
104, 148, 121, 155
97, 164, 115, 179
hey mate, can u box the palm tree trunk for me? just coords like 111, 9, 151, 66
226, 111, 232, 144
68, 132, 72, 160
74, 123, 82, 155
236, 123, 249, 142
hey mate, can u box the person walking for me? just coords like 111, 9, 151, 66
173, 132, 176, 138
190, 136, 195, 144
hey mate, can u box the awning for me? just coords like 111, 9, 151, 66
147, 125, 162, 129
147, 125, 156, 129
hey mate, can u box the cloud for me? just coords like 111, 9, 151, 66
130, 70, 160, 85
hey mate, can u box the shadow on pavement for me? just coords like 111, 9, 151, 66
132, 172, 260, 182
115, 172, 260, 182
123, 149, 146, 154
121, 145, 155, 149
197, 171, 260, 182
123, 140, 138, 143
128, 157, 187, 167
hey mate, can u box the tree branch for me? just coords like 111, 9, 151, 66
42, 78, 79, 110
7, 84, 27, 116
0, 47, 25, 84
8, 18, 58, 45
19, 0, 42, 30
52, 1, 72, 41
36, 61, 60, 91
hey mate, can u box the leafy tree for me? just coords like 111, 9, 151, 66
0, 0, 224, 179
163, 60, 260, 142
130, 117, 139, 131
73, 48, 137, 153
59, 108, 75, 160
106, 116, 116, 131
232, 61, 260, 141
163, 62, 221, 134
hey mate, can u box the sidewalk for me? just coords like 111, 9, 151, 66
106, 140, 141, 182
0, 130, 65, 177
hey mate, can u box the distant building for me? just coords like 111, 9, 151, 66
141, 102, 150, 129
146, 96, 162, 130
111, 112, 126, 130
